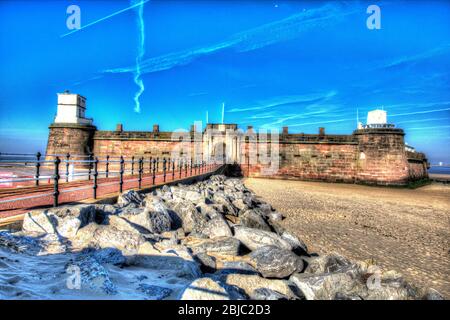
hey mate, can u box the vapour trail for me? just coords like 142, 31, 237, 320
104, 3, 358, 75
132, 0, 146, 113
60, 0, 150, 38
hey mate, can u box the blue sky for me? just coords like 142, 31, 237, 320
0, 0, 449, 162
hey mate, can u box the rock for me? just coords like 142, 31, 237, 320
117, 190, 142, 207
169, 201, 208, 234
233, 226, 292, 251
194, 252, 217, 272
249, 246, 304, 278
105, 215, 145, 234
219, 273, 299, 299
72, 223, 146, 254
423, 288, 444, 300
232, 199, 249, 212
138, 245, 202, 279
22, 205, 96, 238
119, 200, 172, 234
265, 212, 284, 222
239, 210, 271, 232
137, 284, 172, 300
251, 288, 290, 300
255, 203, 274, 215
137, 242, 161, 256
215, 261, 258, 275
184, 236, 241, 256
184, 190, 203, 204
304, 253, 353, 274
0, 231, 42, 254
201, 216, 233, 239
279, 230, 308, 256
213, 192, 237, 216
196, 203, 220, 219
289, 271, 362, 300
364, 269, 420, 300
89, 248, 127, 266
180, 277, 230, 300
68, 255, 117, 295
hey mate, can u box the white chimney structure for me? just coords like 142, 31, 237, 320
54, 91, 92, 125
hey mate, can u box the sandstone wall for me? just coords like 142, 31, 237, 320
406, 151, 429, 180
45, 124, 96, 165
354, 128, 409, 185
45, 125, 429, 186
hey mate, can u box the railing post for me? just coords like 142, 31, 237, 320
88, 153, 93, 181
65, 153, 70, 183
185, 159, 188, 177
138, 157, 143, 189
105, 155, 110, 178
119, 156, 124, 193
163, 158, 167, 182
35, 152, 41, 186
156, 157, 159, 172
190, 159, 193, 176
179, 159, 182, 178
131, 156, 135, 175
53, 157, 61, 207
93, 157, 98, 199
172, 159, 175, 180
152, 158, 156, 185
149, 156, 152, 174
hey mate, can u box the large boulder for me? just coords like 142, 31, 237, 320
279, 230, 308, 256
201, 216, 233, 239
180, 277, 230, 300
248, 246, 304, 278
233, 226, 292, 251
290, 267, 422, 300
137, 249, 201, 280
289, 270, 362, 300
169, 200, 208, 234
183, 236, 241, 256
212, 192, 237, 216
22, 205, 96, 238
117, 190, 142, 207
251, 288, 290, 300
72, 223, 147, 254
119, 200, 172, 234
304, 253, 353, 274
219, 273, 299, 299
238, 210, 271, 232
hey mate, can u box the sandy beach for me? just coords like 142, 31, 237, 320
244, 178, 450, 298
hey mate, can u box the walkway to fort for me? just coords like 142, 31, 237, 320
245, 178, 450, 298
0, 164, 221, 222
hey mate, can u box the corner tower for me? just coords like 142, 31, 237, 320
354, 109, 409, 185
45, 91, 97, 161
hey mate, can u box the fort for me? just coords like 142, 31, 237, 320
45, 91, 429, 186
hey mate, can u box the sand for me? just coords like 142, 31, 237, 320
244, 178, 450, 298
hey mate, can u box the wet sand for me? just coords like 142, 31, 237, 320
244, 178, 450, 298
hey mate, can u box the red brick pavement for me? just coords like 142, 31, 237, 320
0, 164, 221, 219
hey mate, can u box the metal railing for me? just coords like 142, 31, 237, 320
0, 152, 220, 210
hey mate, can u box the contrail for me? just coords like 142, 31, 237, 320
60, 0, 150, 38
104, 3, 358, 75
132, 0, 146, 113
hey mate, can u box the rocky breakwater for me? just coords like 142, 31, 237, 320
0, 175, 443, 300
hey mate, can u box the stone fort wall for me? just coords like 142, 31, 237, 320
45, 124, 429, 186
